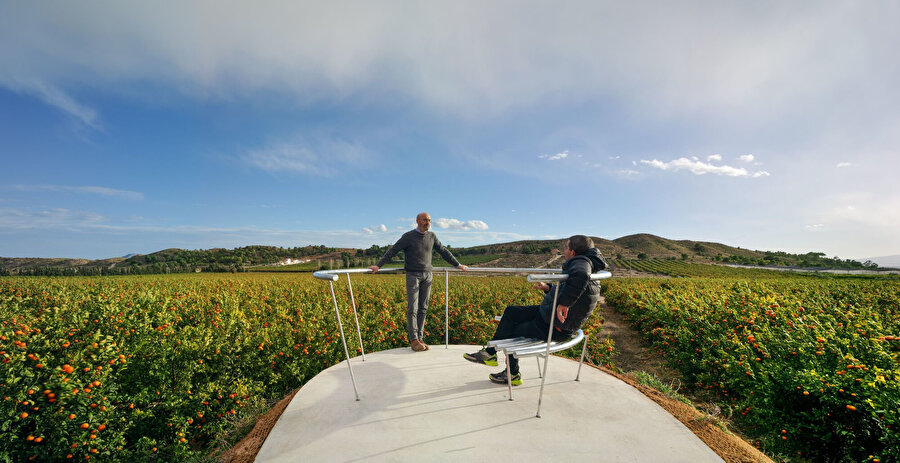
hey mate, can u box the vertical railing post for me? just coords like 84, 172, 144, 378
328, 279, 360, 401
444, 269, 449, 349
536, 282, 560, 418
576, 336, 588, 381
345, 274, 366, 361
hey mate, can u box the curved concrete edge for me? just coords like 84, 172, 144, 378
256, 345, 723, 462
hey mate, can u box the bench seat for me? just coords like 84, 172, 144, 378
485, 329, 588, 410
487, 329, 585, 358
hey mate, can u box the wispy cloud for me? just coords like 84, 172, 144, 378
0, 207, 509, 255
0, 207, 107, 230
10, 184, 143, 200
242, 137, 373, 176
539, 150, 569, 161
7, 81, 100, 128
836, 162, 853, 168
707, 154, 722, 162
739, 154, 755, 163
640, 157, 770, 178
362, 224, 387, 234
433, 218, 489, 231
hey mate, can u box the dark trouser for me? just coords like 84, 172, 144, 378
405, 271, 433, 342
485, 305, 572, 374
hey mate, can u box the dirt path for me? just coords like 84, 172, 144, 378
217, 299, 773, 463
596, 296, 682, 382
593, 298, 771, 462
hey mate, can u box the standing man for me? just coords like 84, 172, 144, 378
370, 212, 467, 352
463, 235, 607, 385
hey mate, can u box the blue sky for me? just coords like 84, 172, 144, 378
1, 1, 898, 261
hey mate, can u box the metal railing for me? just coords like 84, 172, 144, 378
312, 266, 612, 403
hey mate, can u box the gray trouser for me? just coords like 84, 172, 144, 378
405, 271, 432, 342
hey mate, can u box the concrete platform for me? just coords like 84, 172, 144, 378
256, 345, 723, 462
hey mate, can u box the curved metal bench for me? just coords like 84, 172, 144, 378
487, 329, 588, 406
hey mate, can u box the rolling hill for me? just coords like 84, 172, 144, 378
0, 234, 877, 276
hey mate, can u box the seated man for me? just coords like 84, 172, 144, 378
464, 235, 607, 385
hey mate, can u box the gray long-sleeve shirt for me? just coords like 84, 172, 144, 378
376, 229, 460, 272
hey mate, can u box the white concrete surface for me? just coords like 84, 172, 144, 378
256, 345, 723, 462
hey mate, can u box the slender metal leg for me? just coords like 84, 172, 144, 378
445, 270, 449, 349
576, 336, 588, 381
506, 351, 513, 401
536, 284, 560, 418
346, 275, 366, 361
329, 280, 360, 401
536, 357, 542, 378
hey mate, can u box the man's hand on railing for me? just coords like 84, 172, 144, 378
458, 265, 468, 271
369, 266, 379, 273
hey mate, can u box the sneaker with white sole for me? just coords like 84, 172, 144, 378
463, 349, 498, 366
489, 370, 522, 386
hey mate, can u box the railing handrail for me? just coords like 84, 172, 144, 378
313, 266, 569, 281
314, 264, 612, 403
313, 267, 612, 282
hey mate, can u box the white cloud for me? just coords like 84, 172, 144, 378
707, 154, 722, 162
0, 1, 896, 130
640, 157, 770, 178
11, 184, 143, 200
6, 81, 99, 128
836, 162, 853, 168
539, 150, 569, 161
739, 154, 755, 163
805, 223, 825, 230
617, 169, 641, 179
244, 145, 322, 174
362, 224, 388, 234
242, 137, 373, 176
0, 207, 106, 230
433, 218, 489, 231
0, 208, 517, 258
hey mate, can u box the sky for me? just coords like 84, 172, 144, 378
1, 1, 898, 262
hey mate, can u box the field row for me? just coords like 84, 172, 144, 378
613, 259, 793, 278
0, 273, 610, 461
604, 276, 900, 461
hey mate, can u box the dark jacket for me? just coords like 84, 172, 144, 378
375, 229, 460, 272
538, 248, 607, 332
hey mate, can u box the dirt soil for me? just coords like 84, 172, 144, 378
217, 389, 298, 463
217, 298, 773, 463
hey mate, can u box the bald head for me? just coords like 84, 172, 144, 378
416, 212, 431, 232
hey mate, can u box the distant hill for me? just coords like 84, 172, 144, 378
860, 254, 900, 269
0, 245, 343, 276
0, 234, 877, 276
